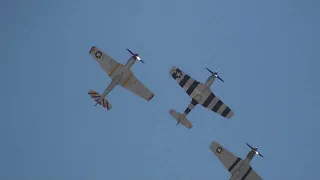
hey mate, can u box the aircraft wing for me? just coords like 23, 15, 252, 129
241, 167, 263, 180
121, 72, 154, 101
169, 66, 234, 119
201, 92, 234, 119
89, 46, 123, 77
169, 66, 201, 96
210, 141, 244, 175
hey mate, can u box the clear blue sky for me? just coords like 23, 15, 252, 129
1, 0, 319, 179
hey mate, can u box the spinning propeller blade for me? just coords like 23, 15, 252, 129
126, 48, 144, 63
126, 48, 134, 55
206, 67, 214, 74
246, 143, 263, 157
206, 67, 224, 82
246, 143, 254, 149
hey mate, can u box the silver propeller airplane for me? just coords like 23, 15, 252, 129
88, 46, 154, 110
210, 141, 263, 180
169, 66, 234, 129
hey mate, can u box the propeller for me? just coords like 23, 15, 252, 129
206, 67, 224, 82
246, 143, 263, 157
126, 48, 145, 63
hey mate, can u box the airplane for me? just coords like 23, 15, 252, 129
88, 46, 154, 110
210, 141, 263, 180
169, 66, 234, 129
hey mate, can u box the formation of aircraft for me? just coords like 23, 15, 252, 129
88, 46, 154, 110
210, 141, 263, 180
169, 66, 234, 129
87, 46, 263, 179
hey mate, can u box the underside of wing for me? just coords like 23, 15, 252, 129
210, 141, 243, 175
201, 92, 234, 119
169, 66, 201, 96
121, 73, 154, 101
89, 46, 123, 77
242, 167, 263, 180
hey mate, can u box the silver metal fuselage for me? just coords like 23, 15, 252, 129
98, 57, 136, 101
179, 74, 216, 119
124, 56, 136, 69
109, 57, 136, 81
244, 149, 256, 163
205, 75, 216, 87
187, 75, 216, 102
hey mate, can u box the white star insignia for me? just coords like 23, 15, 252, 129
95, 51, 103, 58
216, 147, 223, 154
176, 72, 182, 78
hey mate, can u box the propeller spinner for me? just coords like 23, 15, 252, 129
246, 143, 263, 157
206, 67, 224, 82
126, 48, 144, 63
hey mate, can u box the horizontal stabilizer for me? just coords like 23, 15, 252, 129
169, 109, 193, 129
88, 90, 112, 110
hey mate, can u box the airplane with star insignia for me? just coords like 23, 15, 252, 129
88, 46, 154, 110
210, 141, 263, 180
169, 66, 234, 129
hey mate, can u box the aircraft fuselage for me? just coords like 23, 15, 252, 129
100, 57, 135, 100
244, 149, 256, 163
124, 56, 136, 69
230, 164, 253, 180
108, 57, 135, 81
205, 75, 216, 87
229, 150, 257, 180
187, 82, 212, 104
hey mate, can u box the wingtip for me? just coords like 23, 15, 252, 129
210, 141, 219, 148
88, 89, 97, 95
209, 141, 215, 150
187, 124, 193, 129
106, 103, 112, 110
211, 140, 217, 145
227, 111, 234, 119
89, 46, 96, 53
169, 66, 177, 74
148, 94, 154, 101
170, 65, 177, 70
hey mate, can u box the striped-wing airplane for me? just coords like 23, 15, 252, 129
210, 141, 263, 180
169, 66, 234, 129
88, 46, 154, 110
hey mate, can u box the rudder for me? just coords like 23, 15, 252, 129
169, 109, 193, 129
88, 90, 112, 110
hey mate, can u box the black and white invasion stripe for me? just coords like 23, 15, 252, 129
183, 99, 198, 116
201, 92, 233, 118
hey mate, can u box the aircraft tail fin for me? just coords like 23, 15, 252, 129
88, 90, 112, 110
169, 109, 193, 129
